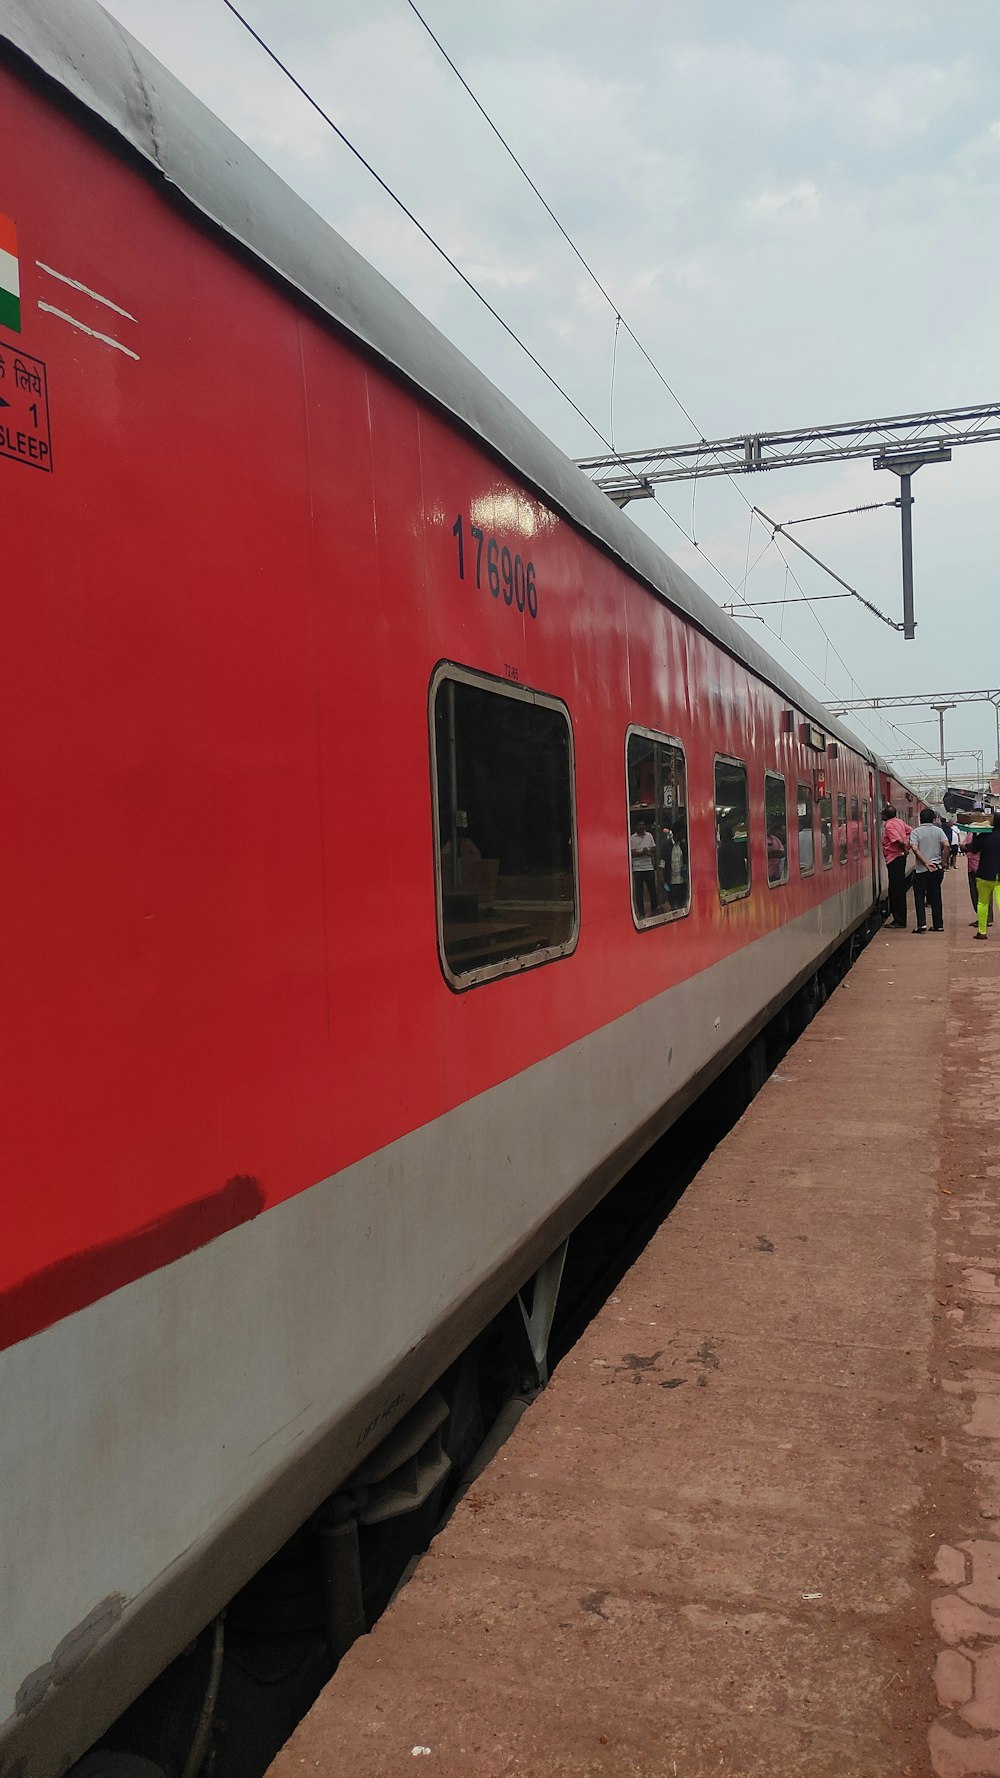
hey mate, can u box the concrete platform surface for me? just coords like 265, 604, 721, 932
269, 875, 1000, 1778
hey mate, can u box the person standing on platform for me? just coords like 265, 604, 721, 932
963, 829, 993, 928
972, 813, 1000, 940
880, 805, 912, 929
909, 808, 950, 932
630, 818, 659, 919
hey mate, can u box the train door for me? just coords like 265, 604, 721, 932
872, 771, 887, 905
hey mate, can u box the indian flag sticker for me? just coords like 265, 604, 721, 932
0, 212, 21, 333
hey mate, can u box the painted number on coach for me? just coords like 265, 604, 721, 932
452, 513, 538, 619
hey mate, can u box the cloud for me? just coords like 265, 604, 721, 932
746, 181, 822, 223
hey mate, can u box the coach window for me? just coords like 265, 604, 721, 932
819, 794, 834, 868
798, 783, 815, 876
431, 666, 578, 988
837, 793, 848, 865
850, 794, 860, 862
765, 772, 788, 886
715, 757, 751, 901
626, 729, 690, 926
862, 799, 871, 856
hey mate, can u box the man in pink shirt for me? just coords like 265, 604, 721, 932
881, 805, 912, 928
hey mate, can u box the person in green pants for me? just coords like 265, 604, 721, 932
973, 814, 1000, 939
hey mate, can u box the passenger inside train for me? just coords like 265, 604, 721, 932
627, 729, 691, 923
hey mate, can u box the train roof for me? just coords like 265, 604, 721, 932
3, 0, 889, 772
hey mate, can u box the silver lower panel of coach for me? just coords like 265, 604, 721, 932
1, 883, 870, 1774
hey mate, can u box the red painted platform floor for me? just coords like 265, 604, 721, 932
270, 875, 1000, 1778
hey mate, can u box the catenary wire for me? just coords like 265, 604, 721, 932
751, 508, 900, 631
768, 541, 930, 757
403, 0, 803, 518
216, 3, 765, 613
220, 0, 658, 507
403, 0, 703, 438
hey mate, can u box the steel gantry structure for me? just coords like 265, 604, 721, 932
575, 401, 1000, 497
824, 689, 1000, 783
575, 402, 1000, 640
882, 750, 986, 800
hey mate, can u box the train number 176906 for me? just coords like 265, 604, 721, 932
452, 513, 538, 619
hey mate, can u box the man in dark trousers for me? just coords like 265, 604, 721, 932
909, 808, 950, 932
880, 805, 912, 929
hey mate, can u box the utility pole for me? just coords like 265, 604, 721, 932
872, 447, 951, 640
930, 701, 957, 769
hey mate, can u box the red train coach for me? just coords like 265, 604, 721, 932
0, 4, 909, 1772
881, 769, 923, 832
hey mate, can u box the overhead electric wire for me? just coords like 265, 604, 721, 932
221, 0, 910, 753
723, 499, 921, 757
403, 0, 807, 545
217, 1, 761, 606
404, 0, 702, 439
765, 540, 929, 757
734, 508, 926, 759
220, 0, 656, 508
752, 507, 901, 631
610, 313, 622, 448
402, 0, 908, 708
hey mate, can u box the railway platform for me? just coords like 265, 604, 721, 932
269, 872, 1000, 1778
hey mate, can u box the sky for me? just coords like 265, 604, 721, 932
100, 0, 1000, 787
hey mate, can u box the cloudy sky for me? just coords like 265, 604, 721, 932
103, 0, 1000, 782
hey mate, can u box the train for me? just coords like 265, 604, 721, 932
0, 4, 920, 1774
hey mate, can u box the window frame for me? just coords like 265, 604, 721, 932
428, 661, 580, 992
797, 781, 816, 878
714, 752, 752, 904
862, 797, 871, 857
625, 724, 692, 931
837, 792, 848, 866
764, 769, 789, 889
